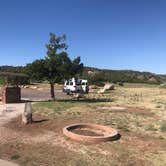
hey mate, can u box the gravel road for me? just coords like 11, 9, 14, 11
0, 88, 66, 101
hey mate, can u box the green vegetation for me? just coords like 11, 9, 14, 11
160, 83, 166, 88
1, 65, 166, 87
26, 33, 83, 100
0, 66, 29, 85
11, 154, 20, 160
83, 67, 166, 85
0, 77, 5, 85
160, 121, 166, 132
33, 101, 75, 112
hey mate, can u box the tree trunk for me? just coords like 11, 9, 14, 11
50, 83, 55, 100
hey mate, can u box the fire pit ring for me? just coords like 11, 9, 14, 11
63, 123, 118, 143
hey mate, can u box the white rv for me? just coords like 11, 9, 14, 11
63, 78, 89, 94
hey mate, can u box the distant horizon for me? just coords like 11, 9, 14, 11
0, 64, 165, 75
0, 0, 166, 74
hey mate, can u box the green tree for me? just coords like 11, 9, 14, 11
26, 33, 83, 100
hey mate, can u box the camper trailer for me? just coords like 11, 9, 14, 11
63, 78, 89, 95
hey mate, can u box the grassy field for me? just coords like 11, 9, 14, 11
0, 83, 166, 166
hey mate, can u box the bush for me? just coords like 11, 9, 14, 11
160, 84, 166, 88
118, 82, 124, 86
88, 71, 106, 86
0, 77, 6, 85
160, 121, 166, 132
146, 124, 158, 131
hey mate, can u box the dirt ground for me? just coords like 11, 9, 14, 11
0, 83, 166, 166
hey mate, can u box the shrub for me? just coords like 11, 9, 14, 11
160, 84, 166, 88
160, 121, 166, 132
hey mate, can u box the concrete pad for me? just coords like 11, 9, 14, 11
0, 159, 19, 166
0, 103, 25, 126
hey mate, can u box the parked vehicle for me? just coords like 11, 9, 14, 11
63, 78, 89, 94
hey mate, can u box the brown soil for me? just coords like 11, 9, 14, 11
3, 113, 92, 137
1, 102, 165, 166
119, 130, 166, 152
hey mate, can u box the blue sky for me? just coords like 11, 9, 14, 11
0, 0, 166, 74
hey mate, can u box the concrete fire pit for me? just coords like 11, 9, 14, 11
63, 123, 118, 143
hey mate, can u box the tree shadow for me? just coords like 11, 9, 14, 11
20, 98, 113, 103
56, 98, 113, 103
82, 133, 121, 145
32, 119, 49, 124
110, 133, 121, 142
20, 99, 51, 103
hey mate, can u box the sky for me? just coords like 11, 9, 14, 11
0, 0, 166, 74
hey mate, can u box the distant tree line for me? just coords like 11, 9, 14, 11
82, 67, 166, 86
1, 63, 166, 88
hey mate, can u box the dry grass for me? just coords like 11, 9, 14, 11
0, 83, 166, 166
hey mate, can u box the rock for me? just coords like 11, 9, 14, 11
97, 83, 114, 94
22, 103, 33, 124
24, 85, 29, 89
88, 71, 94, 75
88, 70, 99, 76
31, 86, 38, 89
103, 83, 114, 91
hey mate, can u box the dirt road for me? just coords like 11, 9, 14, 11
0, 88, 66, 101
0, 159, 19, 166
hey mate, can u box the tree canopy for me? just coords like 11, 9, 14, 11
26, 33, 83, 99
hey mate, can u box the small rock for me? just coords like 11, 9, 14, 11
103, 83, 114, 91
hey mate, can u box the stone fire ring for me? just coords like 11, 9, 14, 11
63, 123, 118, 143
